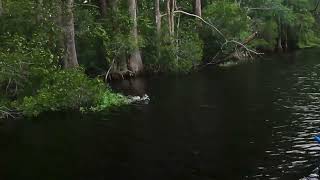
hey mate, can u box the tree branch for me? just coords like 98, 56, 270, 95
221, 40, 263, 55
312, 0, 320, 12
173, 10, 226, 40
172, 10, 262, 67
0, 106, 19, 119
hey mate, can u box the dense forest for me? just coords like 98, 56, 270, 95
1, 0, 320, 118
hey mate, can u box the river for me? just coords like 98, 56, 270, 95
1, 49, 320, 180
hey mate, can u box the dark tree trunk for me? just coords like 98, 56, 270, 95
36, 0, 43, 22
284, 26, 288, 51
283, 0, 288, 51
56, 0, 67, 65
0, 0, 3, 16
128, 0, 143, 74
110, 0, 118, 12
107, 0, 130, 78
99, 0, 107, 17
63, 0, 79, 68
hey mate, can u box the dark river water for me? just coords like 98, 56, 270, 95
2, 49, 320, 180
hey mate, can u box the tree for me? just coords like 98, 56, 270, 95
0, 0, 3, 16
128, 0, 143, 74
63, 0, 79, 68
36, 0, 43, 22
277, 15, 283, 52
194, 0, 202, 17
99, 0, 108, 17
155, 0, 161, 35
167, 0, 176, 36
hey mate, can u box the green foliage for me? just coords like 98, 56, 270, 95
18, 69, 127, 116
203, 1, 251, 40
293, 12, 320, 48
159, 27, 203, 73
74, 5, 106, 71
89, 90, 128, 112
246, 0, 320, 50
0, 33, 59, 97
252, 20, 279, 50
2, 0, 320, 118
202, 1, 252, 59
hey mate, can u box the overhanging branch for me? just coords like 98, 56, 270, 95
173, 10, 226, 40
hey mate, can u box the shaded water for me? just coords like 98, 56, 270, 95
1, 49, 320, 179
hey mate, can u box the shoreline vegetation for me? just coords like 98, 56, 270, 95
1, 0, 320, 118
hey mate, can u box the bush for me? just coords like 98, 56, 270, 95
17, 69, 127, 116
160, 30, 203, 73
0, 33, 59, 97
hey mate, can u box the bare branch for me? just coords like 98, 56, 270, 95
160, 13, 168, 17
0, 106, 20, 119
173, 10, 226, 40
74, 3, 99, 9
221, 40, 263, 55
246, 7, 273, 11
172, 10, 262, 67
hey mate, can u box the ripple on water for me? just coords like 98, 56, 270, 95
249, 63, 320, 179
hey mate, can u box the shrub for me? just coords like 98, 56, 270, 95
17, 69, 128, 116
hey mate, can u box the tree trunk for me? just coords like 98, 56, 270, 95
283, 0, 288, 51
155, 0, 161, 35
108, 0, 130, 77
277, 15, 283, 52
167, 0, 175, 36
171, 0, 175, 35
128, 0, 143, 74
56, 0, 67, 66
155, 0, 161, 59
99, 0, 107, 17
0, 0, 3, 16
194, 0, 202, 17
167, 0, 172, 35
63, 0, 79, 68
36, 0, 43, 22
110, 0, 118, 12
284, 26, 288, 51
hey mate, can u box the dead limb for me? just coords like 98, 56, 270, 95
173, 10, 226, 40
172, 10, 261, 56
203, 31, 262, 67
221, 39, 263, 56
0, 106, 20, 119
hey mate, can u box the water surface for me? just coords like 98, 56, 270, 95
1, 49, 320, 180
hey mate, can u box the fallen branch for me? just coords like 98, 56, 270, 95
173, 10, 261, 55
0, 106, 20, 119
221, 40, 263, 56
203, 32, 262, 67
